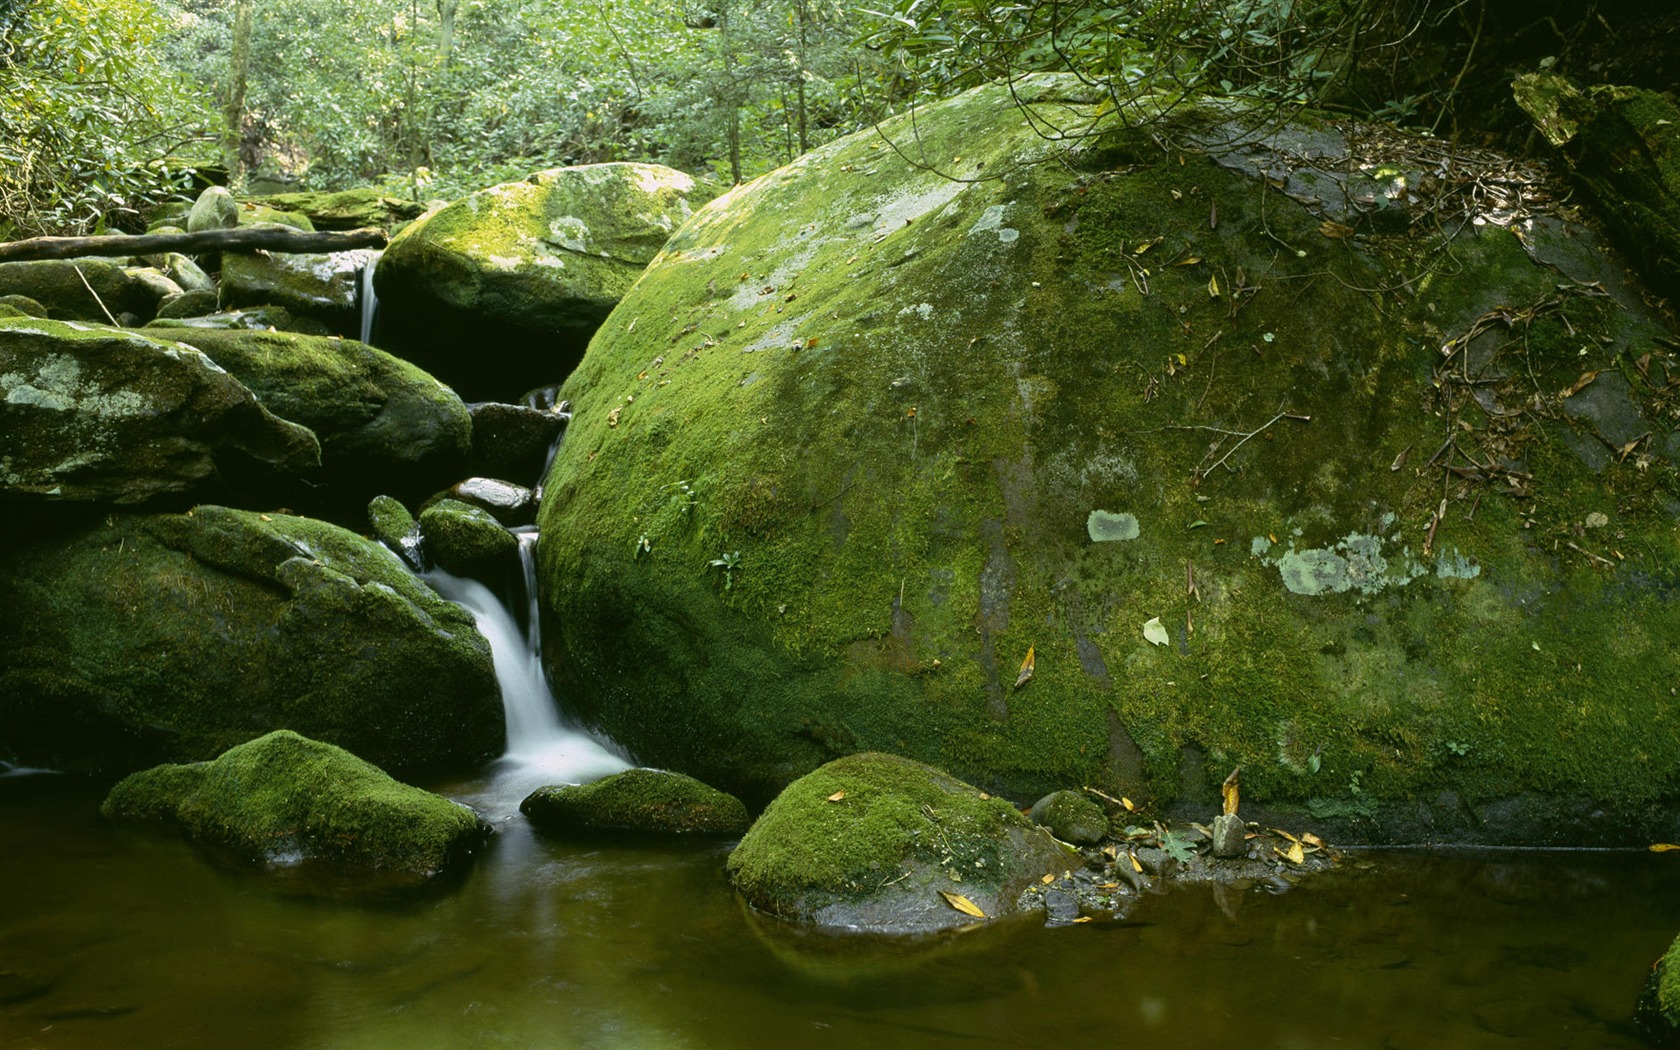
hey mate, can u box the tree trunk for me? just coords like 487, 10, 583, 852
223, 0, 256, 186
0, 226, 389, 264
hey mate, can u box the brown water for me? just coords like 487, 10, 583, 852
3, 772, 1675, 1050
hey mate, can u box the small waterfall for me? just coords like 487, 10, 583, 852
358, 251, 381, 346
425, 528, 630, 818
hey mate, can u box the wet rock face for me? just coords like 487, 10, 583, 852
727, 753, 1067, 932
419, 498, 517, 578
218, 236, 371, 335
0, 317, 320, 504
537, 76, 1680, 841
374, 162, 717, 400
102, 730, 490, 892
0, 507, 503, 776
521, 768, 749, 837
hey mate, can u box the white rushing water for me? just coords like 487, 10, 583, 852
425, 528, 630, 819
358, 251, 381, 346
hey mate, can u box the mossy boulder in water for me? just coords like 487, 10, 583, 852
418, 497, 517, 578
160, 326, 470, 503
727, 753, 1066, 931
1638, 932, 1680, 1049
0, 506, 502, 775
538, 77, 1680, 842
375, 163, 716, 400
0, 317, 320, 504
102, 730, 488, 889
521, 768, 749, 836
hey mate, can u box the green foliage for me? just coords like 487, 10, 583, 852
0, 0, 214, 234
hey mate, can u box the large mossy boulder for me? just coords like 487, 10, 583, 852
218, 236, 370, 334
727, 753, 1066, 931
0, 317, 320, 504
1639, 932, 1680, 1048
521, 767, 749, 836
1513, 75, 1680, 301
0, 506, 503, 775
0, 259, 170, 323
374, 163, 716, 400
537, 77, 1680, 842
102, 730, 489, 889
418, 497, 517, 578
160, 327, 471, 502
245, 188, 429, 231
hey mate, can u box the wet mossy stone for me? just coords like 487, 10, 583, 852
0, 317, 320, 504
467, 401, 567, 487
218, 233, 368, 334
1638, 932, 1680, 1049
0, 304, 29, 319
419, 498, 517, 578
521, 768, 749, 837
145, 305, 335, 336
447, 477, 535, 526
726, 753, 1066, 932
1028, 790, 1109, 846
375, 163, 717, 400
0, 294, 47, 317
155, 287, 220, 319
0, 506, 502, 776
159, 326, 470, 503
102, 730, 489, 889
244, 188, 428, 232
0, 259, 163, 322
538, 75, 1680, 841
368, 494, 422, 568
186, 186, 238, 233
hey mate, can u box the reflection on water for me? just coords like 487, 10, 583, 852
3, 772, 1676, 1050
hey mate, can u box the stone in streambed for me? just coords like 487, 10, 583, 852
418, 498, 517, 578
186, 186, 239, 233
1639, 932, 1680, 1049
1028, 790, 1109, 846
727, 753, 1066, 932
466, 401, 568, 488
447, 477, 535, 525
0, 506, 502, 776
367, 494, 422, 569
1211, 812, 1248, 859
102, 730, 488, 889
521, 768, 748, 837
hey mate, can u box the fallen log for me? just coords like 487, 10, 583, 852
0, 226, 389, 264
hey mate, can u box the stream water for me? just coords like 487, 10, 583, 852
3, 520, 1676, 1048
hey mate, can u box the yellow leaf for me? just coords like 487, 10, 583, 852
1207, 274, 1221, 299
939, 890, 987, 918
1172, 255, 1202, 266
1129, 853, 1143, 873
1072, 915, 1094, 923
1301, 832, 1326, 849
1133, 236, 1162, 255
1014, 646, 1035, 689
1121, 796, 1135, 812
1270, 827, 1300, 844
1275, 841, 1305, 864
1651, 843, 1680, 852
826, 790, 845, 802
1041, 873, 1056, 884
1221, 767, 1240, 817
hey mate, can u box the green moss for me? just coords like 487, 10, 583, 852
102, 730, 487, 883
418, 498, 516, 576
537, 77, 1680, 838
521, 768, 748, 835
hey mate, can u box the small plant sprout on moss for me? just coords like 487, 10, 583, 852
708, 550, 741, 589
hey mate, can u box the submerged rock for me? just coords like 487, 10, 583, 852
160, 326, 470, 502
375, 162, 716, 399
727, 753, 1066, 932
521, 768, 749, 836
538, 76, 1680, 842
102, 730, 488, 889
0, 317, 320, 504
0, 506, 502, 775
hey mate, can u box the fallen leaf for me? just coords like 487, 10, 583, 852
939, 891, 986, 918
1562, 370, 1599, 398
1319, 219, 1356, 239
1121, 797, 1135, 812
607, 407, 621, 428
826, 790, 846, 802
1390, 444, 1411, 471
1271, 827, 1301, 843
1134, 236, 1162, 254
1096, 882, 1119, 890
1208, 274, 1221, 299
1301, 832, 1326, 848
1276, 841, 1306, 864
1143, 617, 1170, 647
1014, 646, 1035, 689
1221, 767, 1240, 817
1651, 843, 1680, 852
1042, 873, 1056, 884
1072, 916, 1094, 923
1172, 255, 1202, 266
1129, 853, 1144, 873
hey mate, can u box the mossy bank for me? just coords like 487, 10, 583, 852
538, 77, 1680, 842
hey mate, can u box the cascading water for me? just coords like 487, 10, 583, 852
358, 251, 381, 346
425, 529, 630, 820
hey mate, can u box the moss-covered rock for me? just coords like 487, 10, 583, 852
186, 186, 238, 233
244, 188, 429, 231
375, 163, 717, 400
155, 287, 220, 319
419, 497, 517, 578
368, 494, 422, 567
727, 753, 1066, 931
1514, 74, 1680, 300
521, 768, 749, 836
218, 233, 369, 334
0, 259, 164, 323
0, 294, 47, 317
0, 317, 320, 504
158, 326, 471, 503
538, 77, 1680, 842
0, 506, 502, 775
145, 306, 335, 335
1027, 790, 1109, 846
102, 730, 488, 888
1638, 932, 1680, 1049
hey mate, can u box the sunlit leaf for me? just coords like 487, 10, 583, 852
1014, 645, 1035, 688
826, 790, 846, 802
939, 890, 986, 918
1271, 827, 1300, 843
1143, 617, 1169, 647
1041, 873, 1056, 884
1302, 832, 1326, 848
1221, 767, 1240, 816
1562, 370, 1599, 398
1275, 841, 1306, 864
1651, 843, 1680, 852
1129, 853, 1143, 873
1121, 797, 1135, 812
